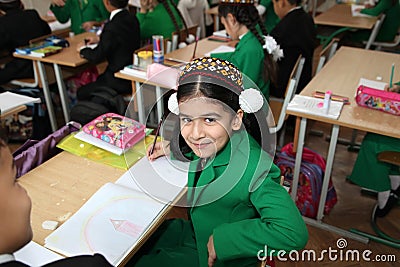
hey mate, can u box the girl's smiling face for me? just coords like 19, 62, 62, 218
179, 97, 243, 159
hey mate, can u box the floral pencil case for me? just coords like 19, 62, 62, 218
355, 85, 400, 116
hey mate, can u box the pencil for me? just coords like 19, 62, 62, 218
191, 36, 199, 60
149, 114, 164, 155
389, 63, 395, 88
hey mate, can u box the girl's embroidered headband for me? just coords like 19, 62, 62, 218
168, 57, 264, 115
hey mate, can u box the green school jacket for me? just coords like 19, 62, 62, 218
136, 2, 183, 41
260, 0, 280, 33
352, 0, 400, 42
50, 0, 109, 34
211, 31, 270, 100
187, 130, 308, 267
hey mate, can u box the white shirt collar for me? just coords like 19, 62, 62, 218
0, 254, 15, 264
110, 8, 125, 20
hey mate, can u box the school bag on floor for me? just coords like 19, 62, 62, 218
274, 142, 337, 218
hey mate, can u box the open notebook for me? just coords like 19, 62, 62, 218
44, 157, 188, 266
287, 95, 344, 120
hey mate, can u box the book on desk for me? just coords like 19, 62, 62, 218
29, 45, 63, 57
120, 64, 147, 79
0, 91, 41, 114
44, 156, 188, 266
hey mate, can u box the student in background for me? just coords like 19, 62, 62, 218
211, 0, 283, 100
177, 0, 211, 38
0, 0, 51, 85
76, 0, 140, 100
269, 0, 317, 98
349, 0, 400, 43
256, 0, 280, 33
136, 0, 187, 41
129, 57, 308, 267
349, 82, 400, 218
0, 127, 113, 267
50, 0, 110, 34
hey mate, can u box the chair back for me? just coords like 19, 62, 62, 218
315, 38, 339, 75
171, 24, 200, 51
371, 26, 400, 50
269, 56, 305, 134
365, 13, 386, 50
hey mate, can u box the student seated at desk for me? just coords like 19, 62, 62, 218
269, 0, 317, 98
211, 0, 282, 100
345, 0, 400, 44
76, 0, 140, 100
0, 127, 113, 267
0, 0, 51, 85
136, 0, 187, 41
256, 0, 280, 33
128, 57, 308, 267
50, 0, 110, 35
349, 81, 400, 218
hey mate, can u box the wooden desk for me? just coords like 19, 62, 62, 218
115, 38, 236, 124
314, 4, 377, 29
18, 151, 186, 266
13, 32, 96, 131
286, 46, 400, 242
0, 105, 27, 120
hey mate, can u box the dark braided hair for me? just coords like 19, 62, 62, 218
218, 4, 278, 86
158, 0, 190, 40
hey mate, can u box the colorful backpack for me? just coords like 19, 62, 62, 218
274, 143, 337, 218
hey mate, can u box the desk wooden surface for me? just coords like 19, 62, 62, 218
18, 152, 125, 245
13, 32, 95, 67
286, 46, 400, 139
0, 105, 27, 119
314, 4, 377, 29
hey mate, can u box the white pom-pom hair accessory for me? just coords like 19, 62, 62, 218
238, 88, 264, 113
168, 92, 180, 115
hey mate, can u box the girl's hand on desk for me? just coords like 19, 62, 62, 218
146, 140, 170, 161
81, 21, 97, 32
207, 235, 217, 267
51, 0, 66, 7
384, 84, 400, 93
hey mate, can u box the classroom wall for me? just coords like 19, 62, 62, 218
22, 0, 51, 16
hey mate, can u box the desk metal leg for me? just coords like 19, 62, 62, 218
36, 61, 57, 132
53, 63, 70, 123
135, 81, 145, 124
155, 86, 163, 121
317, 124, 339, 221
292, 117, 307, 200
293, 119, 369, 243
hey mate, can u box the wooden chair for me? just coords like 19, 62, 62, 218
268, 56, 305, 148
171, 24, 200, 51
315, 38, 339, 75
350, 151, 400, 249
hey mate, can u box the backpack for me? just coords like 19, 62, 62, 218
274, 142, 337, 218
70, 85, 126, 125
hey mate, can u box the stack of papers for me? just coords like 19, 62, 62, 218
0, 92, 41, 114
287, 95, 344, 120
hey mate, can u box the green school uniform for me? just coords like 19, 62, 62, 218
136, 1, 183, 41
50, 0, 109, 34
349, 133, 400, 192
351, 0, 400, 42
211, 31, 270, 100
260, 0, 280, 33
131, 130, 308, 267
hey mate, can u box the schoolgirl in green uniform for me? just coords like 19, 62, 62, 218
349, 81, 400, 218
50, 0, 110, 34
137, 0, 187, 41
128, 57, 308, 267
211, 0, 283, 100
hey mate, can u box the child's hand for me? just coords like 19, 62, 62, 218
51, 0, 66, 7
207, 235, 216, 267
146, 140, 170, 161
384, 84, 400, 93
81, 21, 97, 32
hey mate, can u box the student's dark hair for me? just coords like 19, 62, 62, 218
109, 0, 129, 9
218, 4, 278, 86
0, 0, 22, 12
170, 82, 270, 160
286, 0, 302, 5
158, 0, 189, 40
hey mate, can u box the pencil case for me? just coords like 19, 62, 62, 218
355, 85, 400, 116
82, 113, 145, 149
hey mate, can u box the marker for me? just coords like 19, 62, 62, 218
389, 63, 395, 88
191, 36, 199, 60
323, 90, 332, 114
